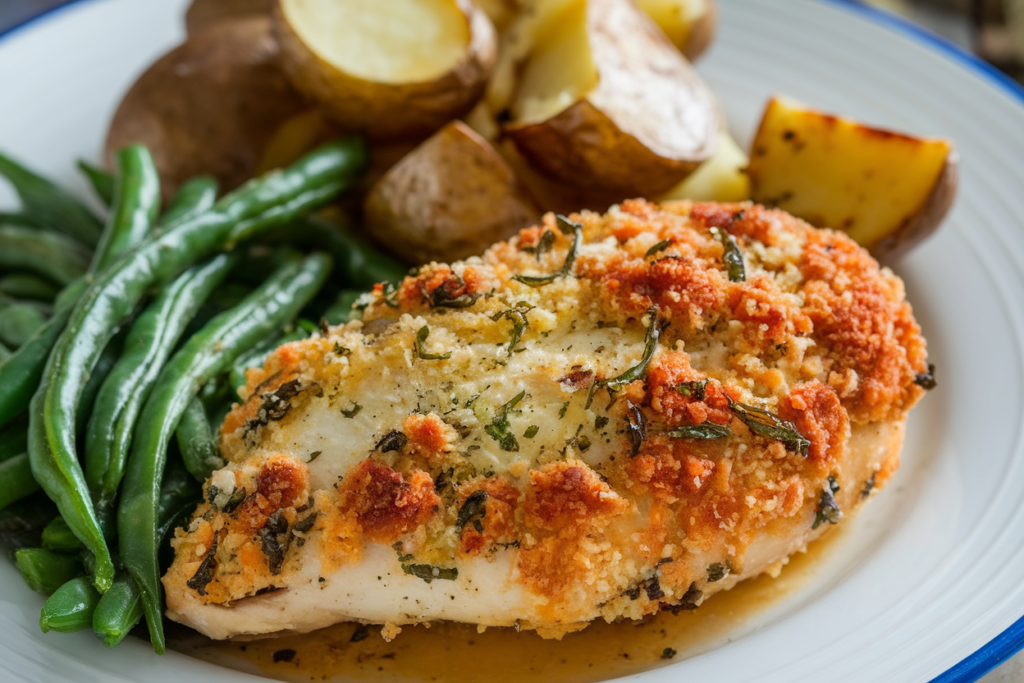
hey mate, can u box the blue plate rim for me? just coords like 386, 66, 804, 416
1, 0, 1023, 681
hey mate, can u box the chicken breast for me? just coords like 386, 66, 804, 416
163, 199, 930, 640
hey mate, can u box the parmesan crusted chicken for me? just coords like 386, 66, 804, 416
164, 200, 930, 640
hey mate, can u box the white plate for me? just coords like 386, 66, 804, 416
1, 0, 1023, 681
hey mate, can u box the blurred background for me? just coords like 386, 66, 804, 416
3, 0, 1022, 85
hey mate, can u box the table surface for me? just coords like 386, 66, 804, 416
0, 1, 1020, 682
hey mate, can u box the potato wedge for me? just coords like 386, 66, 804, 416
185, 0, 272, 35
636, 0, 717, 61
273, 0, 497, 142
505, 0, 718, 196
660, 129, 750, 202
364, 121, 540, 265
105, 17, 306, 201
747, 96, 957, 260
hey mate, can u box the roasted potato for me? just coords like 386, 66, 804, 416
504, 0, 718, 196
747, 96, 958, 260
105, 17, 306, 201
184, 0, 273, 35
636, 0, 717, 61
660, 129, 750, 202
364, 121, 540, 265
273, 0, 497, 142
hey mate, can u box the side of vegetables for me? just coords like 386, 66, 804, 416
0, 137, 401, 651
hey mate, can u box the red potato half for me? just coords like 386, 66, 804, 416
184, 0, 273, 35
747, 96, 958, 260
505, 0, 719, 197
104, 17, 306, 201
273, 0, 498, 142
364, 121, 540, 265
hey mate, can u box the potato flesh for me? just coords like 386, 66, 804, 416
280, 0, 470, 83
636, 0, 708, 51
661, 130, 750, 202
511, 0, 597, 124
747, 96, 951, 249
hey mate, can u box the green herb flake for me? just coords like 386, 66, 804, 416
416, 325, 452, 360
861, 471, 877, 498
676, 379, 708, 400
626, 401, 646, 457
661, 648, 677, 660
307, 451, 322, 463
706, 562, 730, 583
645, 239, 671, 258
484, 390, 526, 452
513, 215, 583, 287
333, 343, 351, 356
599, 309, 660, 393
382, 281, 400, 308
376, 430, 407, 453
456, 490, 488, 532
812, 475, 842, 529
915, 363, 937, 390
341, 403, 362, 418
402, 563, 458, 583
491, 302, 534, 356
595, 415, 609, 430
576, 435, 592, 452
665, 423, 732, 440
521, 229, 557, 261
524, 425, 540, 439
430, 273, 480, 309
558, 401, 570, 419
729, 400, 810, 456
710, 226, 746, 282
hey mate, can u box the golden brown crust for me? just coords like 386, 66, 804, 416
166, 200, 928, 637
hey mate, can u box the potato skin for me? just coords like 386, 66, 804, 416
506, 0, 718, 196
273, 0, 498, 142
185, 0, 273, 35
873, 150, 958, 262
682, 0, 717, 61
364, 121, 539, 265
104, 17, 306, 201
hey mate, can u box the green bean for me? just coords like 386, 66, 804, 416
0, 453, 40, 510
76, 332, 123, 442
0, 274, 61, 302
91, 572, 141, 647
158, 176, 217, 228
119, 252, 332, 652
90, 145, 160, 274
0, 492, 57, 552
85, 254, 236, 521
0, 304, 47, 348
175, 397, 223, 482
40, 575, 100, 633
0, 342, 10, 364
0, 152, 103, 246
14, 547, 81, 594
0, 211, 42, 228
0, 226, 91, 286
0, 419, 27, 462
93, 456, 201, 648
263, 216, 406, 287
32, 139, 364, 594
41, 516, 82, 552
77, 161, 115, 207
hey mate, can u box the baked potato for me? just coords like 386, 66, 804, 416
273, 0, 498, 142
747, 96, 958, 260
660, 129, 750, 202
184, 0, 273, 35
636, 0, 717, 61
504, 0, 719, 196
364, 121, 539, 265
104, 17, 306, 201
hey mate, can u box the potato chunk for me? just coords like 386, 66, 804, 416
747, 96, 957, 259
